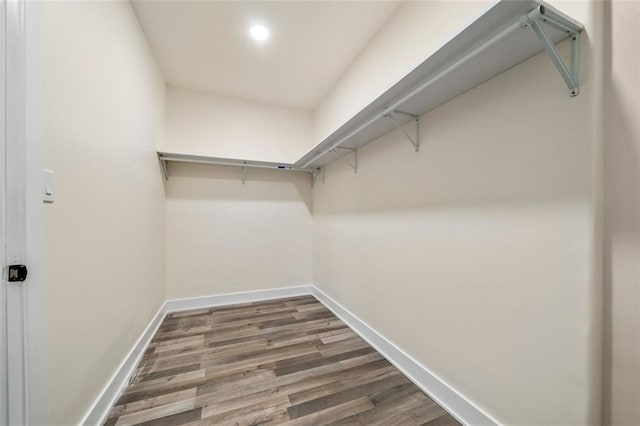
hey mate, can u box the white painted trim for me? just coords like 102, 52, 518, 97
310, 286, 499, 426
3, 0, 31, 423
80, 285, 498, 426
0, 0, 47, 423
165, 285, 313, 313
0, 1, 8, 421
80, 302, 168, 426
80, 285, 313, 426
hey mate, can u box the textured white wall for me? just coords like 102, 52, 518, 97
43, 2, 166, 424
165, 86, 313, 163
312, 1, 602, 424
165, 163, 312, 299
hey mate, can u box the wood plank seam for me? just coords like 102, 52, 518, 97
104, 295, 460, 426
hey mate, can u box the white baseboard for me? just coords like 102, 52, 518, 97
165, 285, 313, 313
79, 285, 312, 425
80, 284, 497, 426
80, 301, 168, 426
310, 286, 498, 426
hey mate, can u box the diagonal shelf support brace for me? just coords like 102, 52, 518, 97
311, 168, 322, 188
383, 110, 420, 152
330, 147, 358, 173
159, 158, 169, 181
521, 6, 581, 96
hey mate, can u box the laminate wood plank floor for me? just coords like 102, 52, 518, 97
105, 296, 460, 426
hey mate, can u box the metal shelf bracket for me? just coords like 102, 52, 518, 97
520, 5, 581, 96
160, 158, 169, 181
311, 168, 322, 188
241, 162, 247, 184
383, 110, 420, 152
330, 147, 358, 174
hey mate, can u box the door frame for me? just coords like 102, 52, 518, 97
1, 0, 27, 422
0, 0, 7, 421
2, 0, 47, 423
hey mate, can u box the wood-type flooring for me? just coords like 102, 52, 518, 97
104, 295, 461, 425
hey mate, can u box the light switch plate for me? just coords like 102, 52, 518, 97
43, 169, 55, 203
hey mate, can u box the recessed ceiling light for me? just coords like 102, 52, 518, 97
249, 24, 270, 43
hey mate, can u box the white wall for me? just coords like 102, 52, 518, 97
312, 1, 602, 424
312, 1, 491, 143
43, 2, 166, 424
165, 163, 312, 299
163, 86, 315, 302
38, 1, 628, 424
165, 86, 313, 164
26, 1, 47, 423
603, 0, 640, 424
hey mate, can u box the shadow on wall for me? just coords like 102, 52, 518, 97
163, 161, 313, 213
313, 38, 592, 217
602, 0, 640, 423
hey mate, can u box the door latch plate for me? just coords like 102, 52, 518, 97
8, 265, 28, 282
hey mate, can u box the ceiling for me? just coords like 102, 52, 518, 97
132, 1, 401, 110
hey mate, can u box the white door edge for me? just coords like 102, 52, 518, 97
0, 0, 8, 423
2, 0, 47, 423
4, 0, 28, 423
